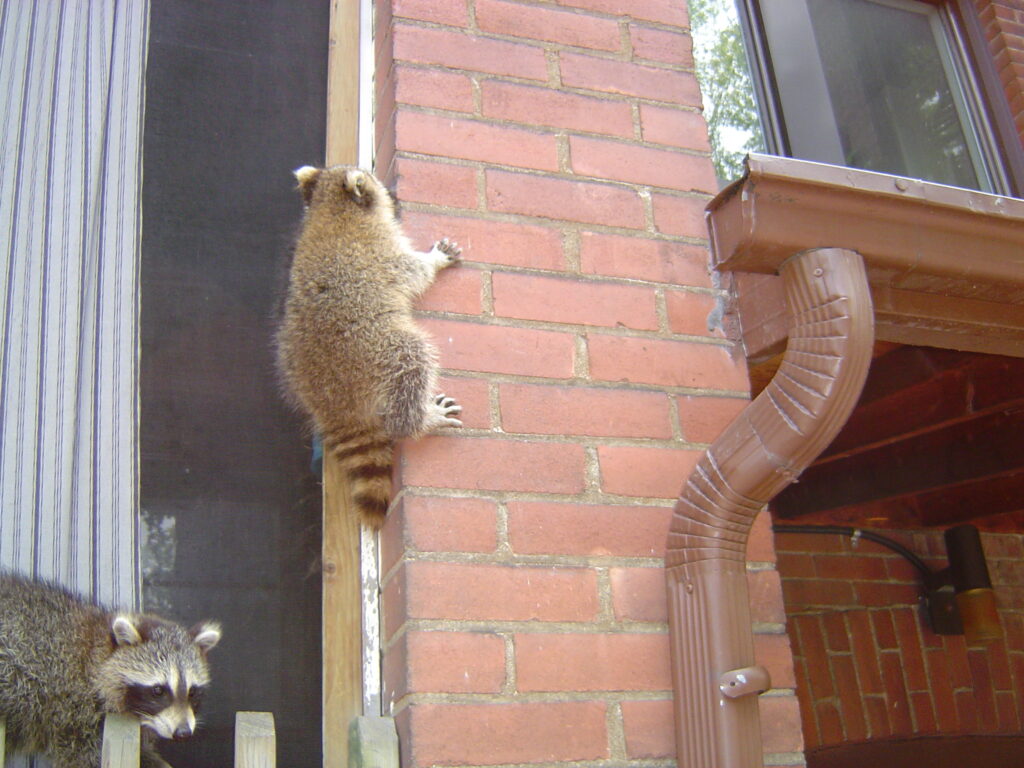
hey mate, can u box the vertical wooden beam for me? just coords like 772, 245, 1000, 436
101, 714, 140, 768
324, 4, 365, 768
1, 717, 6, 765
235, 712, 277, 768
327, 0, 362, 167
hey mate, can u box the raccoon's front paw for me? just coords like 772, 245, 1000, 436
432, 238, 462, 267
424, 393, 463, 431
342, 169, 370, 205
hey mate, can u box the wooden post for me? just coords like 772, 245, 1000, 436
323, 2, 366, 767
348, 716, 399, 768
101, 714, 140, 768
235, 712, 276, 768
1, 717, 6, 765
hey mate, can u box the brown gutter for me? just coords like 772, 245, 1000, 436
667, 155, 1024, 767
667, 247, 874, 767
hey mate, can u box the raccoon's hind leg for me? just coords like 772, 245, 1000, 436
379, 332, 462, 438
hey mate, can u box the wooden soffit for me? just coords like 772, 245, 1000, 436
708, 154, 1024, 359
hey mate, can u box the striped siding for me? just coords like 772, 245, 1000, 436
0, 0, 149, 608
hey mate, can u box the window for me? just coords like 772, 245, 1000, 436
692, 0, 1023, 194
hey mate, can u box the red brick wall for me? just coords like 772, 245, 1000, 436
975, 0, 1024, 143
373, 0, 801, 765
777, 530, 1024, 752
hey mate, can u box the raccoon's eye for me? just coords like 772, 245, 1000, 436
188, 685, 206, 710
150, 684, 168, 698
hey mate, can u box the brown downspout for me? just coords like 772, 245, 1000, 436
666, 248, 874, 767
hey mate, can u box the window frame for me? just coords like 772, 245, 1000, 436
735, 0, 1024, 197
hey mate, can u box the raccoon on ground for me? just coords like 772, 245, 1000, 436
0, 571, 221, 768
275, 165, 464, 527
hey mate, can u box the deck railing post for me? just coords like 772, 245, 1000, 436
235, 712, 277, 768
101, 714, 141, 768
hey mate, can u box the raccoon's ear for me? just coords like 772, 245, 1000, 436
190, 621, 222, 654
294, 165, 321, 206
111, 615, 143, 647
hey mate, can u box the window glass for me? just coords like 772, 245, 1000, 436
756, 0, 1005, 191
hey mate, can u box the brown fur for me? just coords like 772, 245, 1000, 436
275, 165, 463, 526
0, 572, 220, 768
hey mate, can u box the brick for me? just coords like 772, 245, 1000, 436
813, 554, 889, 581
611, 567, 666, 621
782, 578, 855, 609
580, 231, 713, 287
386, 631, 506, 699
395, 66, 475, 112
864, 695, 891, 739
477, 0, 621, 50
821, 612, 851, 653
556, 0, 688, 28
892, 608, 928, 691
815, 701, 844, 744
401, 212, 565, 271
748, 569, 786, 625
500, 382, 673, 438
910, 691, 938, 733
492, 272, 659, 330
956, 688, 979, 731
848, 612, 884, 694
880, 651, 913, 737
416, 263, 483, 314
393, 0, 469, 25
759, 695, 804, 754
393, 23, 549, 80
831, 655, 868, 741
793, 615, 833, 699
394, 156, 478, 208
515, 632, 671, 691
570, 135, 717, 192
853, 581, 921, 607
651, 191, 714, 237
399, 561, 599, 622
397, 110, 560, 171
666, 290, 724, 337
774, 532, 848, 554
482, 80, 634, 137
560, 51, 703, 104
486, 169, 646, 229
630, 24, 694, 66
407, 701, 608, 765
870, 609, 898, 650
996, 690, 1019, 731
587, 334, 749, 391
677, 394, 747, 443
945, 636, 973, 688
640, 104, 711, 151
746, 508, 777, 563
510, 502, 671, 558
437, 375, 491, 430
597, 444, 700, 498
776, 552, 815, 578
621, 699, 674, 758
421, 317, 576, 378
402, 495, 498, 555
400, 435, 587, 494
755, 632, 797, 688
968, 649, 999, 728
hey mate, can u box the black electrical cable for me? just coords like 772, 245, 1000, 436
772, 523, 935, 582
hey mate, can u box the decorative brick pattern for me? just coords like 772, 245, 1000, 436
777, 530, 1024, 751
375, 0, 796, 765
974, 0, 1024, 144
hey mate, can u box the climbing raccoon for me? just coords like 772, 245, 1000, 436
276, 164, 464, 526
0, 571, 221, 768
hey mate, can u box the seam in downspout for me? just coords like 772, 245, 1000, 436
666, 248, 875, 768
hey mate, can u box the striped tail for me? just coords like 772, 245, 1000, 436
327, 434, 394, 527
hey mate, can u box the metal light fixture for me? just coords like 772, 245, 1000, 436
774, 523, 1002, 645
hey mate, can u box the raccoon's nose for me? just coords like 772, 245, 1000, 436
173, 725, 193, 741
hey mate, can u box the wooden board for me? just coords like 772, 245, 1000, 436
235, 712, 277, 768
101, 715, 140, 768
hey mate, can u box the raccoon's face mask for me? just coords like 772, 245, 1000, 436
110, 615, 221, 740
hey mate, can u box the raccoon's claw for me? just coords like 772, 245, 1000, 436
425, 393, 463, 430
433, 238, 462, 265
